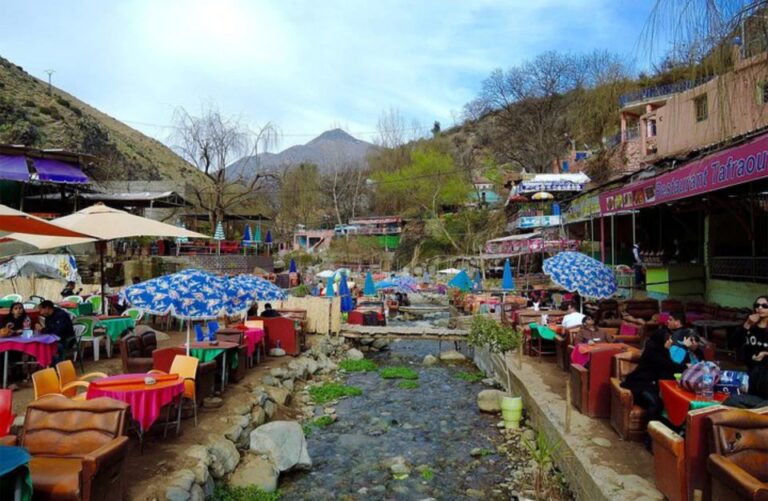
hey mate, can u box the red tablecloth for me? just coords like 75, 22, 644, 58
243, 328, 264, 358
659, 379, 728, 427
0, 335, 59, 367
570, 342, 617, 366
86, 373, 184, 431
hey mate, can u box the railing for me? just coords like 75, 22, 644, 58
710, 256, 768, 282
619, 76, 715, 108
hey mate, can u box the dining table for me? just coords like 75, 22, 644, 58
185, 341, 239, 389
0, 334, 59, 388
95, 315, 135, 357
659, 379, 729, 427
225, 325, 266, 363
515, 308, 566, 327
0, 445, 32, 501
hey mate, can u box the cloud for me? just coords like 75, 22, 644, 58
0, 0, 650, 150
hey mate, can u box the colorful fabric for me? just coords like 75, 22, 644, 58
659, 380, 728, 427
0, 335, 59, 367
543, 251, 617, 299
189, 346, 239, 368
0, 446, 32, 501
448, 270, 473, 292
86, 374, 184, 431
97, 317, 135, 341
243, 328, 264, 358
570, 342, 617, 366
229, 274, 286, 303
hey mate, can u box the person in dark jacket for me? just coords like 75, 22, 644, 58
260, 303, 281, 318
734, 295, 768, 398
60, 281, 82, 298
36, 300, 75, 343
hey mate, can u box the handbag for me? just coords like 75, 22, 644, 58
680, 361, 721, 392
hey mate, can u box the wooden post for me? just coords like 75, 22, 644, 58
517, 341, 523, 370
565, 378, 572, 433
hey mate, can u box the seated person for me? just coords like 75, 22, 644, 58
3, 302, 31, 335
401, 293, 411, 307
60, 280, 82, 298
735, 295, 768, 399
573, 314, 608, 345
35, 300, 75, 360
561, 302, 585, 329
664, 311, 704, 366
260, 303, 281, 318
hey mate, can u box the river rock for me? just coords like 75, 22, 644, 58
269, 348, 286, 357
208, 437, 240, 478
439, 350, 466, 362
189, 484, 205, 501
346, 348, 364, 360
304, 357, 319, 375
202, 397, 223, 409
186, 445, 212, 466
249, 421, 312, 472
229, 454, 279, 493
360, 337, 374, 345
477, 389, 508, 413
372, 338, 390, 350
422, 354, 437, 366
282, 378, 295, 392
261, 375, 276, 386
251, 406, 267, 427
165, 486, 191, 501
481, 378, 499, 388
270, 367, 288, 378
168, 469, 195, 492
266, 386, 291, 406
263, 400, 277, 419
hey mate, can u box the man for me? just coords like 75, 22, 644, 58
60, 281, 82, 298
260, 303, 281, 318
665, 311, 703, 365
36, 300, 75, 360
561, 302, 585, 329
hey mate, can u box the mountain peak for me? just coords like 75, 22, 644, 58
309, 128, 362, 144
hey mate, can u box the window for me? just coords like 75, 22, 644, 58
759, 82, 768, 104
695, 94, 708, 122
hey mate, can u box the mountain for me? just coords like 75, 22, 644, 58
227, 128, 376, 178
0, 55, 209, 185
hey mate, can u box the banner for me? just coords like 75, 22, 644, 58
0, 254, 79, 281
600, 132, 768, 215
563, 194, 600, 224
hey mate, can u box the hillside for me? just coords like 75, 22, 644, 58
0, 55, 209, 185
227, 128, 376, 178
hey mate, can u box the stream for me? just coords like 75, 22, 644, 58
279, 314, 513, 501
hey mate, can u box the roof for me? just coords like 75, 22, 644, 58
0, 145, 92, 185
485, 232, 541, 244
349, 216, 402, 225
24, 190, 192, 208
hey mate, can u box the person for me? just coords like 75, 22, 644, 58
260, 303, 281, 318
573, 314, 608, 345
401, 293, 411, 307
665, 311, 703, 366
632, 243, 645, 286
3, 302, 30, 335
36, 300, 75, 361
561, 302, 585, 329
60, 281, 82, 298
395, 292, 403, 305
132, 276, 141, 285
735, 295, 768, 398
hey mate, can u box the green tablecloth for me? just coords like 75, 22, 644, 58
0, 299, 15, 309
63, 303, 93, 316
97, 317, 135, 341
190, 348, 239, 368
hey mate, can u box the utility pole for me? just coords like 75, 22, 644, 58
44, 69, 55, 96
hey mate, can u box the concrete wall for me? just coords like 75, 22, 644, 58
706, 278, 766, 307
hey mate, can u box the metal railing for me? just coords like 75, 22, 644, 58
710, 256, 768, 282
619, 76, 715, 108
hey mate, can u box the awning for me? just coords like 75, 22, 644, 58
32, 158, 89, 184
0, 155, 30, 182
485, 232, 541, 244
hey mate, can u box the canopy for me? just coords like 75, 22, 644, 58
363, 271, 376, 296
543, 251, 617, 299
289, 258, 297, 273
338, 277, 353, 313
502, 258, 515, 290
317, 270, 335, 279
0, 204, 92, 239
33, 158, 89, 184
531, 191, 554, 200
438, 268, 461, 275
0, 254, 80, 281
229, 274, 286, 302
0, 155, 30, 182
448, 270, 472, 292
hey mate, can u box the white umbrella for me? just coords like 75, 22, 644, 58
0, 204, 92, 238
316, 270, 335, 278
437, 268, 462, 275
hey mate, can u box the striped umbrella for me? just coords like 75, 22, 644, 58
213, 221, 225, 255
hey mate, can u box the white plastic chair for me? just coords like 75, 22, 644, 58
22, 302, 37, 311
63, 295, 83, 304
122, 308, 144, 322
1, 294, 22, 303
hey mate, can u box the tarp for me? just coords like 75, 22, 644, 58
32, 158, 89, 184
448, 270, 473, 292
0, 155, 30, 182
0, 254, 79, 281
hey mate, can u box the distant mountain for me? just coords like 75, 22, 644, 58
227, 128, 376, 178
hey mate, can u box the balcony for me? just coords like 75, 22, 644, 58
619, 77, 715, 108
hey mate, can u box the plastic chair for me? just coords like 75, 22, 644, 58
74, 317, 108, 361
194, 324, 206, 342
22, 302, 37, 310
29, 295, 45, 305
64, 324, 86, 372
32, 368, 63, 400
63, 295, 83, 304
86, 295, 103, 315
150, 355, 199, 433
207, 321, 220, 338
0, 389, 14, 437
122, 308, 144, 322
1, 294, 22, 303
55, 360, 107, 398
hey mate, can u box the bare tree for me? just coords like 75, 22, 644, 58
171, 105, 279, 228
374, 107, 408, 148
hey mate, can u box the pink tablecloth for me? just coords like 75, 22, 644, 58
243, 328, 264, 358
86, 373, 184, 431
0, 335, 59, 367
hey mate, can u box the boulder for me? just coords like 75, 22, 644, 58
345, 348, 364, 360
249, 421, 312, 472
304, 357, 319, 375
189, 484, 205, 501
266, 386, 292, 406
263, 400, 277, 419
422, 354, 437, 366
372, 338, 390, 350
202, 397, 223, 409
439, 350, 466, 362
207, 437, 240, 478
359, 337, 374, 345
251, 406, 267, 427
229, 454, 279, 493
477, 389, 509, 413
270, 368, 288, 379
282, 379, 295, 392
269, 348, 286, 357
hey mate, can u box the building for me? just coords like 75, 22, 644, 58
346, 216, 403, 249
292, 227, 334, 253
468, 177, 502, 207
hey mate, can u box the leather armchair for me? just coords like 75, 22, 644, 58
708, 410, 768, 501
7, 395, 129, 501
152, 347, 216, 404
624, 298, 659, 321
589, 299, 620, 327
119, 334, 154, 374
253, 316, 301, 356
661, 299, 685, 314
609, 350, 648, 441
216, 332, 247, 382
138, 330, 157, 357
570, 344, 629, 418
555, 328, 579, 372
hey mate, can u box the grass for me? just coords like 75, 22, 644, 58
474, 448, 495, 457
398, 380, 420, 390
212, 485, 281, 501
308, 382, 363, 404
420, 467, 434, 481
455, 371, 485, 383
339, 359, 378, 372
379, 366, 419, 380
313, 415, 335, 427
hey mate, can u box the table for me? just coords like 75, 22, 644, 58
59, 302, 93, 316
516, 308, 566, 327
659, 379, 728, 427
86, 373, 184, 434
225, 325, 265, 360
96, 316, 135, 357
0, 335, 59, 388
186, 341, 239, 389
0, 445, 32, 501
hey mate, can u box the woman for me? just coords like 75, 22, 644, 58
3, 302, 30, 335
736, 295, 768, 398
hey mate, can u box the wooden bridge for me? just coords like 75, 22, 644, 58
340, 324, 469, 342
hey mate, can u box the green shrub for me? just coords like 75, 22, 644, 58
211, 484, 281, 501
313, 415, 335, 427
379, 366, 419, 380
420, 467, 434, 480
398, 380, 419, 390
308, 382, 362, 404
468, 315, 522, 354
292, 283, 310, 297
455, 371, 484, 383
339, 359, 377, 372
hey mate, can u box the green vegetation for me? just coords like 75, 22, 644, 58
308, 382, 363, 404
474, 448, 495, 457
379, 366, 419, 380
212, 484, 281, 501
398, 380, 420, 390
455, 371, 485, 383
312, 415, 335, 427
420, 467, 434, 481
468, 316, 522, 354
339, 359, 378, 372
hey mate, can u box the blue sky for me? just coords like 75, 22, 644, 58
0, 1, 657, 150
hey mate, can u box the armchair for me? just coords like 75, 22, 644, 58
570, 344, 630, 418
707, 410, 768, 501
253, 316, 301, 356
555, 327, 618, 372
152, 347, 216, 404
609, 350, 648, 441
55, 360, 107, 398
590, 299, 620, 327
119, 334, 154, 374
4, 395, 129, 501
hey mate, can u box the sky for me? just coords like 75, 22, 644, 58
0, 0, 657, 151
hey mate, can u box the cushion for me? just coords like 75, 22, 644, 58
619, 323, 640, 337
29, 456, 82, 501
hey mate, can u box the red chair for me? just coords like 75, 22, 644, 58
348, 311, 364, 325
252, 316, 301, 356
0, 389, 14, 437
570, 345, 631, 418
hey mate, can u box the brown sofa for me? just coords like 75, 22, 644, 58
590, 299, 620, 327
609, 350, 648, 441
570, 344, 631, 418
0, 395, 129, 501
707, 410, 768, 501
119, 334, 154, 374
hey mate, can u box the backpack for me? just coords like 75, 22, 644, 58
680, 361, 721, 392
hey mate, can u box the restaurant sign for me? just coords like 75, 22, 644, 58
563, 194, 600, 224
600, 132, 768, 215
516, 215, 561, 229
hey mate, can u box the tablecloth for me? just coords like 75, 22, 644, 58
0, 445, 32, 501
0, 300, 15, 309
60, 302, 93, 316
97, 317, 135, 341
190, 346, 239, 368
243, 328, 264, 358
86, 373, 184, 431
659, 379, 728, 427
570, 342, 617, 366
0, 335, 59, 367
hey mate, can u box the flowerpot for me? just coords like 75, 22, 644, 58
501, 396, 522, 411
504, 419, 521, 429
502, 408, 522, 421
